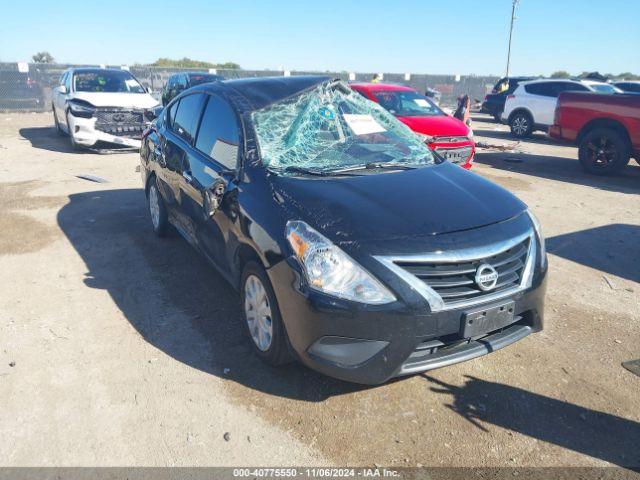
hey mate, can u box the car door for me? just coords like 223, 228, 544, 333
181, 93, 241, 272
53, 72, 68, 122
525, 82, 557, 126
158, 93, 206, 239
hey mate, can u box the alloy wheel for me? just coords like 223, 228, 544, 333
512, 116, 529, 136
244, 275, 273, 351
149, 184, 161, 229
585, 135, 617, 168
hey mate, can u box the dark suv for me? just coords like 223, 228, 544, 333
481, 76, 535, 121
140, 76, 547, 385
161, 72, 224, 106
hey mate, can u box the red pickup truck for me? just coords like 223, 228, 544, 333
549, 92, 640, 175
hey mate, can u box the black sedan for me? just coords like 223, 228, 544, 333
140, 76, 547, 384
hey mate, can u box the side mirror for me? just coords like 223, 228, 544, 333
57, 85, 68, 94
203, 179, 227, 218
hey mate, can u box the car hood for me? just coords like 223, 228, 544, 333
270, 162, 526, 245
70, 92, 159, 109
397, 115, 470, 137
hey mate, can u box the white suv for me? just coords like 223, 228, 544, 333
501, 79, 622, 138
52, 68, 159, 150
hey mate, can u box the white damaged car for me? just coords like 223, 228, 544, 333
52, 68, 160, 150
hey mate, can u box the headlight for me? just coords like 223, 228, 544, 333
67, 100, 95, 118
527, 210, 547, 268
286, 220, 396, 305
467, 128, 474, 139
416, 132, 435, 143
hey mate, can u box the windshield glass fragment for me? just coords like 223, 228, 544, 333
251, 81, 436, 174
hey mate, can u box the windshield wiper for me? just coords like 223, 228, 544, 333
278, 166, 359, 177
333, 162, 418, 173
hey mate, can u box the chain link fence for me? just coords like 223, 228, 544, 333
0, 62, 498, 112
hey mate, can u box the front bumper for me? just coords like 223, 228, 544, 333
268, 250, 546, 385
67, 113, 144, 149
428, 140, 475, 169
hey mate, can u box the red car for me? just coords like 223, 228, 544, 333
351, 83, 475, 169
549, 91, 640, 175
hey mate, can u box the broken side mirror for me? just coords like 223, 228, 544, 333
203, 179, 227, 218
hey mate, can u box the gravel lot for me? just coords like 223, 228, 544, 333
1, 112, 638, 467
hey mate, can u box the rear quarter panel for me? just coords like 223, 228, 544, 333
556, 92, 640, 150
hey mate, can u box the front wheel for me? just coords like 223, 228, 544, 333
53, 107, 65, 136
147, 178, 169, 236
241, 261, 291, 366
65, 112, 80, 150
578, 128, 630, 175
509, 111, 533, 138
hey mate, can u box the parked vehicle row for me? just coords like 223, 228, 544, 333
140, 76, 547, 384
502, 79, 622, 138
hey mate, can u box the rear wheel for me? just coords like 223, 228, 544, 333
579, 128, 630, 175
241, 261, 291, 366
509, 111, 533, 138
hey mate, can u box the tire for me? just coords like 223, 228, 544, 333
579, 128, 631, 175
147, 177, 170, 237
65, 112, 80, 150
53, 107, 65, 136
241, 261, 291, 366
509, 111, 533, 138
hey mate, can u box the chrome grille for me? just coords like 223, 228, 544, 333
394, 238, 529, 305
434, 146, 473, 164
94, 108, 145, 138
434, 136, 470, 143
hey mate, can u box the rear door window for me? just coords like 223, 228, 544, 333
172, 93, 205, 143
194, 95, 240, 169
524, 82, 556, 97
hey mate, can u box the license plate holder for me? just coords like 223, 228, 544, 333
461, 301, 516, 337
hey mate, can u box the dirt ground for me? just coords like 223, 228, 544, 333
0, 112, 639, 467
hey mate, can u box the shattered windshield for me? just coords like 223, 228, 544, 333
252, 81, 436, 174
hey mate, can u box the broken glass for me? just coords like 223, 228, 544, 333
252, 80, 436, 174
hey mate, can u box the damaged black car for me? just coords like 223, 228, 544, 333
140, 76, 547, 385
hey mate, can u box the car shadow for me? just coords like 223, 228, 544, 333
19, 126, 134, 154
19, 126, 78, 154
57, 188, 366, 401
424, 374, 640, 469
547, 224, 640, 283
474, 151, 640, 195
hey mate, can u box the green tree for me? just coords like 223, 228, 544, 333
32, 51, 55, 63
149, 57, 240, 69
550, 70, 571, 78
615, 72, 640, 80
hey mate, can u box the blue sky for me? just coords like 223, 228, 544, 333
1, 0, 638, 76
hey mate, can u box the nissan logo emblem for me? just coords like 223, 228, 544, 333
475, 263, 499, 291
112, 113, 125, 122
